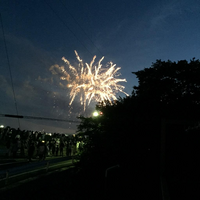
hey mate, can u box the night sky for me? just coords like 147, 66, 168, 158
1, 0, 200, 133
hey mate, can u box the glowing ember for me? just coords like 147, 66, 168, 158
50, 51, 128, 110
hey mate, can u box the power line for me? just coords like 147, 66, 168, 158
0, 114, 80, 124
0, 13, 21, 129
58, 0, 104, 57
52, 1, 132, 95
44, 0, 94, 57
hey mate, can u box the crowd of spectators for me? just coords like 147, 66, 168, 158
0, 126, 84, 161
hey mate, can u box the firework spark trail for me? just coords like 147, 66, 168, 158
50, 51, 129, 110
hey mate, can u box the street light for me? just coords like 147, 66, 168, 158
0, 125, 4, 128
93, 111, 99, 117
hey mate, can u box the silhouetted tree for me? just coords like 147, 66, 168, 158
77, 58, 200, 177
132, 58, 200, 119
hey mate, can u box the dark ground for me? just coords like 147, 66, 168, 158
0, 163, 161, 200
0, 167, 83, 200
166, 168, 200, 200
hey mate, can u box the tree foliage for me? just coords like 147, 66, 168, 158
77, 58, 200, 171
132, 58, 200, 119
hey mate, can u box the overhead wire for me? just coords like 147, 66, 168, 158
0, 114, 80, 124
44, 0, 94, 57
44, 1, 132, 96
0, 13, 21, 129
1, 2, 131, 129
0, 6, 84, 127
58, 0, 104, 57
57, 1, 132, 95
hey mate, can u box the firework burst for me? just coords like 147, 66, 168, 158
50, 51, 128, 110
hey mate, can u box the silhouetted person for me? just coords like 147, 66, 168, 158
28, 142, 35, 162
38, 142, 45, 161
78, 141, 83, 152
55, 145, 59, 156
6, 139, 11, 157
12, 139, 18, 158
52, 142, 55, 156
43, 143, 47, 160
68, 142, 72, 156
60, 142, 64, 157
66, 142, 69, 156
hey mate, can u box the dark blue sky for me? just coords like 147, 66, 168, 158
1, 0, 200, 133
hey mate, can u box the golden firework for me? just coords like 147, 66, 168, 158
50, 51, 128, 110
